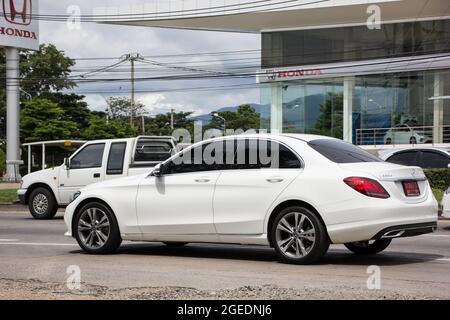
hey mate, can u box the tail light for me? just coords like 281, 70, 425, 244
344, 177, 390, 199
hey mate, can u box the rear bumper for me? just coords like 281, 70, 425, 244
17, 189, 27, 205
371, 222, 437, 240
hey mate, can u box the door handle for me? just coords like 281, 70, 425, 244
195, 178, 210, 183
93, 173, 101, 178
266, 178, 284, 183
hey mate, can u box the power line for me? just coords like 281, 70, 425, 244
2, 0, 330, 22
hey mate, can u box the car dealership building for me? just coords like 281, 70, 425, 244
102, 0, 450, 146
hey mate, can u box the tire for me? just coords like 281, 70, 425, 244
385, 138, 392, 145
344, 239, 391, 255
270, 206, 329, 265
28, 187, 58, 220
163, 242, 188, 247
410, 137, 417, 144
74, 202, 122, 254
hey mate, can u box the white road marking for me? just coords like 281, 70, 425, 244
0, 242, 77, 247
0, 239, 19, 242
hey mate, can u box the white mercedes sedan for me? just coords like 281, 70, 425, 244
64, 134, 438, 264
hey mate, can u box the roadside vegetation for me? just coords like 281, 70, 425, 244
0, 189, 17, 203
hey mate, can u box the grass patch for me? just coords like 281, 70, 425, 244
0, 189, 18, 203
433, 188, 444, 204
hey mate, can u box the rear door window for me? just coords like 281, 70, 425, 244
308, 139, 381, 163
386, 151, 420, 166
107, 142, 127, 175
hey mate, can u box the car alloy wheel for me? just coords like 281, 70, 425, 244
77, 207, 111, 250
275, 212, 316, 259
32, 193, 48, 215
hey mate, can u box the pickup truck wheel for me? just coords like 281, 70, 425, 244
28, 187, 58, 220
344, 239, 392, 255
74, 202, 122, 254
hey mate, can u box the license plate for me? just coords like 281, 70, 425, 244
402, 180, 420, 197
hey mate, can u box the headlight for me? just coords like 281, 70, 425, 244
70, 191, 81, 203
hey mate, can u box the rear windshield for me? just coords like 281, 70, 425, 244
134, 140, 174, 162
308, 139, 382, 163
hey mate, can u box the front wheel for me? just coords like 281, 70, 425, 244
28, 187, 58, 220
344, 239, 391, 255
270, 206, 329, 265
74, 202, 122, 254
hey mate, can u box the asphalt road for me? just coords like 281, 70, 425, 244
0, 205, 449, 300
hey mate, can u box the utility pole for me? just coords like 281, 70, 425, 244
121, 53, 143, 127
170, 108, 175, 130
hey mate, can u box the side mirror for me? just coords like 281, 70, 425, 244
152, 164, 163, 177
64, 158, 71, 169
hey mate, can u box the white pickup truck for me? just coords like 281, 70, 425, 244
18, 136, 177, 219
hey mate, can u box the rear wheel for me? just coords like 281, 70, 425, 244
74, 202, 122, 254
270, 206, 329, 265
163, 242, 188, 247
344, 239, 391, 255
28, 187, 58, 220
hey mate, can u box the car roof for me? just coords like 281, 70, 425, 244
381, 146, 450, 159
203, 133, 335, 144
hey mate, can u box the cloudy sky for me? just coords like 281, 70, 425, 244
39, 0, 261, 116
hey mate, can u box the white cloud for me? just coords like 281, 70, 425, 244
39, 0, 261, 115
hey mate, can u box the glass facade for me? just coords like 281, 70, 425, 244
260, 19, 450, 145
261, 70, 450, 144
262, 19, 450, 68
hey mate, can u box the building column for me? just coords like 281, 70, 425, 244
4, 47, 21, 181
433, 73, 444, 144
270, 83, 283, 133
343, 77, 355, 143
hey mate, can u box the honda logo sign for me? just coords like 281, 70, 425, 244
0, 0, 39, 50
3, 0, 32, 25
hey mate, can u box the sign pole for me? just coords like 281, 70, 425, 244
5, 47, 21, 181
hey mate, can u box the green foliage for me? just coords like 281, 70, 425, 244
314, 93, 343, 139
208, 105, 260, 132
21, 98, 79, 142
0, 189, 18, 203
21, 44, 76, 96
424, 169, 450, 191
0, 149, 5, 176
82, 115, 138, 140
0, 44, 76, 142
432, 188, 444, 204
145, 111, 194, 137
106, 97, 145, 120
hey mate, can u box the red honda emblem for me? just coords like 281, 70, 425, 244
3, 0, 32, 26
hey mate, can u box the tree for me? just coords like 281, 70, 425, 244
314, 93, 343, 139
20, 44, 76, 97
0, 44, 77, 142
44, 92, 91, 138
106, 97, 145, 121
20, 98, 79, 142
144, 111, 194, 137
208, 105, 261, 132
82, 115, 138, 140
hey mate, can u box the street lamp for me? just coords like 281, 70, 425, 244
212, 113, 226, 135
